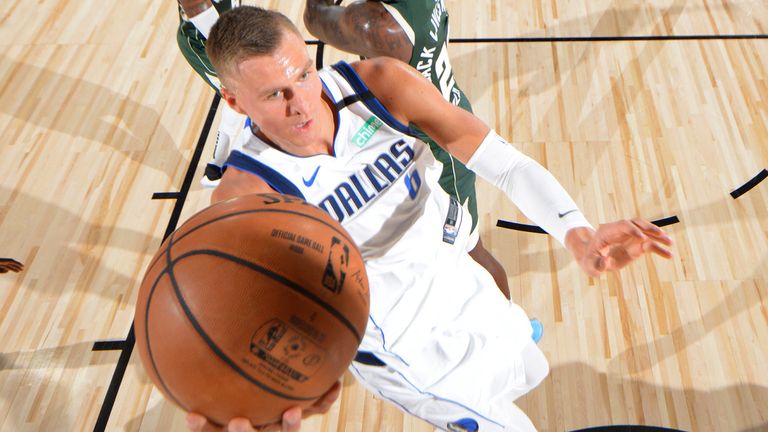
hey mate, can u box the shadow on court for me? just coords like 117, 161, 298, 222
451, 1, 724, 99
0, 54, 192, 179
526, 361, 768, 432
0, 186, 162, 300
0, 342, 152, 431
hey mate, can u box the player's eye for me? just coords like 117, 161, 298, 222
299, 71, 310, 81
267, 90, 282, 100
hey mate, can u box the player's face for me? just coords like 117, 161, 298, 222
223, 30, 331, 152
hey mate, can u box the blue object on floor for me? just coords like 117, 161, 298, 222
530, 318, 544, 343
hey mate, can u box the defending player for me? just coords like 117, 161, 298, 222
187, 7, 673, 432
304, 0, 512, 299
177, 0, 246, 186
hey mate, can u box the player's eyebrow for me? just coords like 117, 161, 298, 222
260, 59, 314, 97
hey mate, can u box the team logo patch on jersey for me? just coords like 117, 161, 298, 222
352, 116, 384, 147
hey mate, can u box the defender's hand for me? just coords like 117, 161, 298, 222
0, 258, 23, 274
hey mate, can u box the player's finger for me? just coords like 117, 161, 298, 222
594, 221, 646, 248
281, 408, 301, 432
583, 253, 606, 276
227, 418, 259, 432
630, 218, 673, 245
643, 241, 673, 259
185, 413, 208, 432
315, 381, 341, 411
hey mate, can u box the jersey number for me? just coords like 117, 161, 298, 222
404, 169, 422, 199
435, 43, 459, 105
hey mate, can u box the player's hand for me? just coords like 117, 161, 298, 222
565, 218, 673, 276
184, 380, 342, 432
0, 258, 24, 274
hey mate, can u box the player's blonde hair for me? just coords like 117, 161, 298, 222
206, 6, 301, 87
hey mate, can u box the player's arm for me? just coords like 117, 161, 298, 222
179, 0, 219, 38
211, 166, 275, 204
353, 57, 672, 275
304, 0, 412, 62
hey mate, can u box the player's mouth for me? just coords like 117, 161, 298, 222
295, 119, 312, 131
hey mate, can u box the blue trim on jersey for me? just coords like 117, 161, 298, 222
223, 150, 305, 199
350, 363, 443, 430
369, 315, 410, 366
330, 61, 417, 137
351, 360, 506, 429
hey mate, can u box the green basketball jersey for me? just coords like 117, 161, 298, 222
178, 0, 236, 36
176, 0, 238, 94
380, 0, 472, 113
381, 0, 479, 230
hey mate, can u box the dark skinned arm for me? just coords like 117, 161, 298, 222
304, 0, 413, 62
178, 0, 214, 18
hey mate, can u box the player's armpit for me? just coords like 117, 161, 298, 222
304, 1, 412, 62
211, 166, 274, 204
351, 57, 490, 163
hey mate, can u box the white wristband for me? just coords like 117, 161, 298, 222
189, 6, 220, 39
466, 130, 592, 245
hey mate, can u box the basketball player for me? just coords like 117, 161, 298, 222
186, 6, 673, 431
303, 0, 512, 299
0, 258, 23, 274
177, 0, 246, 186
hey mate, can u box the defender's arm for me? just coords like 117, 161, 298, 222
179, 0, 218, 38
304, 0, 412, 62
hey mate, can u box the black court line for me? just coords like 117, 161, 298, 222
652, 216, 680, 227
496, 220, 547, 233
497, 216, 680, 234
305, 33, 768, 46
151, 192, 181, 200
92, 94, 221, 432
731, 168, 768, 199
92, 340, 130, 351
449, 34, 768, 43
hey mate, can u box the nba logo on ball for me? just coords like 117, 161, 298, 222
134, 193, 370, 427
323, 237, 349, 293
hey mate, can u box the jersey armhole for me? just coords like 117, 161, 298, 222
223, 151, 305, 199
331, 61, 418, 138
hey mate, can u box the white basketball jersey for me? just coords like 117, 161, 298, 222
227, 62, 470, 259
226, 62, 531, 388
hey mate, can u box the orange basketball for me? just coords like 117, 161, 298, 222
134, 193, 370, 427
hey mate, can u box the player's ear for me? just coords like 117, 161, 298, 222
220, 86, 247, 116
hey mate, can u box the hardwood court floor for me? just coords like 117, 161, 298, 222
0, 0, 766, 431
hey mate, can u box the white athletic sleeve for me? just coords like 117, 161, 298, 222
189, 6, 219, 39
465, 130, 592, 245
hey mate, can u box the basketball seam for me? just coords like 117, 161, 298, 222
143, 230, 190, 412
173, 249, 363, 343
143, 270, 190, 411
175, 207, 356, 247
166, 250, 325, 402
